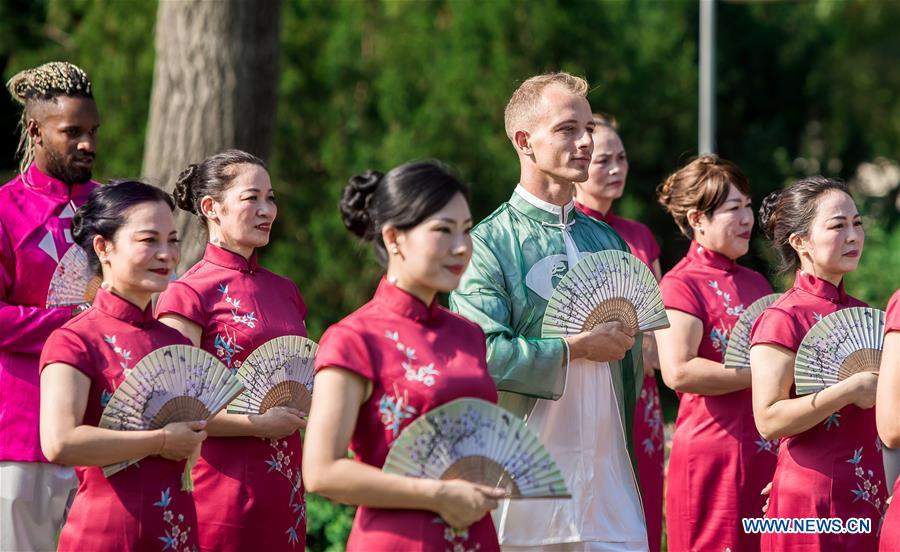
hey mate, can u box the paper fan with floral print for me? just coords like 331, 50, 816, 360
723, 293, 782, 369
383, 398, 569, 499
542, 250, 668, 338
46, 245, 101, 308
228, 335, 317, 415
794, 307, 885, 395
99, 345, 244, 485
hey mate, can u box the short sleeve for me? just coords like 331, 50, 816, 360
638, 224, 661, 264
40, 327, 93, 377
156, 281, 208, 327
886, 290, 900, 333
750, 307, 804, 352
314, 323, 374, 381
660, 275, 704, 319
292, 281, 308, 323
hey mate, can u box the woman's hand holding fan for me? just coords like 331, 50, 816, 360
248, 405, 306, 439
846, 371, 879, 409
157, 420, 208, 461
431, 479, 506, 529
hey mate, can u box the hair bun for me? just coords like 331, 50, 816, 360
758, 190, 782, 241
173, 164, 200, 214
339, 170, 383, 240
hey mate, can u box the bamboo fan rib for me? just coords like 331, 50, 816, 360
542, 250, 668, 339
383, 398, 569, 499
723, 293, 782, 369
227, 335, 318, 415
99, 345, 244, 478
794, 307, 885, 395
46, 245, 101, 308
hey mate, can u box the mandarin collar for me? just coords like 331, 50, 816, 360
23, 163, 82, 200
510, 184, 577, 226
793, 269, 849, 304
687, 241, 737, 272
203, 243, 259, 273
374, 277, 441, 325
573, 201, 616, 224
92, 288, 155, 327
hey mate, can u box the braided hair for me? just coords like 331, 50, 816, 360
6, 61, 93, 174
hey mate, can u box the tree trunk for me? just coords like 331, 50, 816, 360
142, 0, 281, 273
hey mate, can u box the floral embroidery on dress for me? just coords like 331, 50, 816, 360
709, 325, 729, 353
103, 335, 132, 372
825, 412, 842, 430
847, 447, 885, 517
813, 312, 824, 322
214, 326, 244, 371
639, 384, 664, 456
379, 384, 417, 439
707, 280, 745, 317
755, 437, 779, 456
154, 487, 195, 551
433, 517, 481, 552
100, 388, 113, 408
264, 439, 305, 547
218, 283, 257, 328
385, 330, 440, 387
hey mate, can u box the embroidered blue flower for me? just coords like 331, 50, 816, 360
847, 447, 863, 465
100, 389, 113, 408
825, 412, 842, 430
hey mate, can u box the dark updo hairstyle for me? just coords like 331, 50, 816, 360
339, 160, 469, 266
758, 176, 852, 274
657, 154, 751, 239
173, 149, 266, 222
72, 180, 176, 276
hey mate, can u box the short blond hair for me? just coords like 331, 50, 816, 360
504, 72, 589, 140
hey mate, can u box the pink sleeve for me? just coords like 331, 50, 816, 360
292, 282, 308, 323
887, 290, 900, 333
660, 275, 704, 319
0, 224, 71, 355
750, 307, 804, 352
39, 327, 93, 377
640, 225, 661, 264
314, 324, 374, 381
155, 281, 208, 327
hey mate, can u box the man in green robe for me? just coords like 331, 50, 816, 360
450, 73, 648, 550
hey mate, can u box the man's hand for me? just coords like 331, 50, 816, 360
565, 321, 635, 363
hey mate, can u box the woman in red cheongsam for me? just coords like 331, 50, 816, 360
303, 161, 505, 552
656, 156, 777, 552
751, 177, 885, 551
877, 289, 900, 552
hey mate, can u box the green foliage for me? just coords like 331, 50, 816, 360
2, 3, 899, 548
305, 493, 354, 552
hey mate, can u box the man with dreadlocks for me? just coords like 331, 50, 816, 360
0, 61, 99, 550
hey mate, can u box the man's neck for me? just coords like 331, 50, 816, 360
518, 166, 574, 207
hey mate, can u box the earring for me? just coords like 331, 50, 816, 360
390, 245, 399, 255
100, 280, 111, 290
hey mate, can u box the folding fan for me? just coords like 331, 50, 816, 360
227, 335, 317, 415
794, 307, 885, 395
45, 245, 101, 308
99, 345, 245, 488
723, 293, 782, 369
541, 250, 669, 338
383, 398, 569, 499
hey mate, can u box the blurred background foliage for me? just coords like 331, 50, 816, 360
3, 1, 898, 549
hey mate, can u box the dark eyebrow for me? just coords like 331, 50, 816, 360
135, 229, 160, 235
435, 217, 473, 224
240, 188, 262, 193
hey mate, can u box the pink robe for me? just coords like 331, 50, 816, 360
155, 243, 308, 551
661, 242, 777, 551
314, 278, 500, 552
0, 164, 98, 462
39, 288, 198, 551
575, 201, 664, 551
751, 271, 886, 551
882, 289, 900, 552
